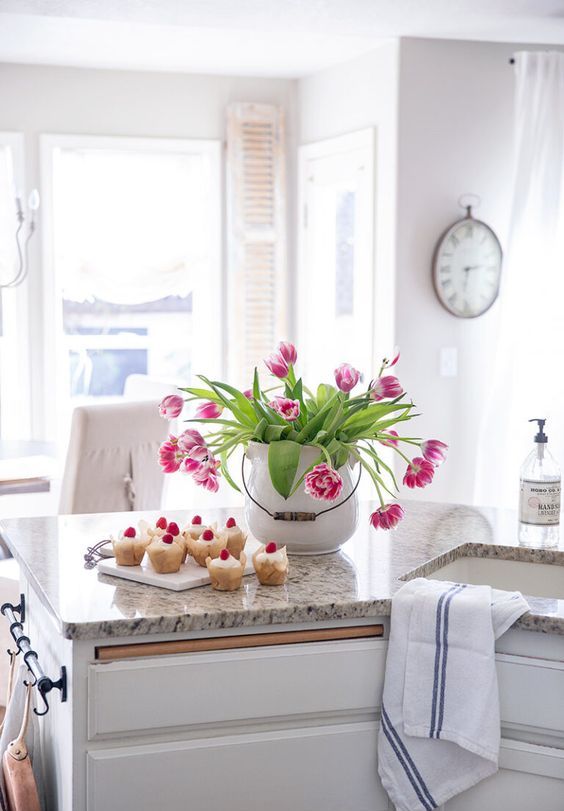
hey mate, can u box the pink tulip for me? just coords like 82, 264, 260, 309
304, 463, 343, 501
179, 445, 209, 474
370, 503, 405, 530
177, 429, 206, 454
158, 436, 185, 474
243, 389, 253, 399
192, 456, 221, 493
195, 401, 224, 420
421, 439, 448, 466
371, 376, 403, 401
403, 457, 435, 489
179, 455, 202, 474
278, 341, 297, 366
386, 348, 400, 368
158, 394, 184, 419
268, 396, 300, 422
334, 363, 361, 393
379, 429, 399, 448
264, 351, 289, 379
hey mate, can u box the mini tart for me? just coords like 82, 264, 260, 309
184, 517, 206, 541
185, 529, 227, 568
165, 522, 187, 561
146, 536, 184, 574
252, 544, 289, 586
222, 521, 247, 560
112, 529, 149, 566
144, 515, 172, 540
206, 551, 246, 591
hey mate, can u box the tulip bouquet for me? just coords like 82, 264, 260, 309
158, 342, 447, 531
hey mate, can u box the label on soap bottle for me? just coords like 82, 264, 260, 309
519, 479, 561, 525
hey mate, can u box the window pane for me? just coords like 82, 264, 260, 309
51, 144, 216, 408
335, 190, 355, 317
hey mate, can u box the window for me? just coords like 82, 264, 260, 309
0, 133, 31, 439
298, 129, 376, 383
41, 135, 221, 441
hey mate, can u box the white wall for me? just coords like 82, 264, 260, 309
298, 37, 560, 508
0, 63, 296, 440
297, 41, 399, 359
395, 38, 541, 506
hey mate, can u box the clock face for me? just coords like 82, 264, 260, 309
433, 217, 502, 317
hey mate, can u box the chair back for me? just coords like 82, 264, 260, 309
59, 401, 169, 515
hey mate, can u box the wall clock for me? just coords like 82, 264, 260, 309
432, 203, 503, 318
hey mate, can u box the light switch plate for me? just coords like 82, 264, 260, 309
440, 347, 458, 377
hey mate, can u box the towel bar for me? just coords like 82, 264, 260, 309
1, 594, 67, 716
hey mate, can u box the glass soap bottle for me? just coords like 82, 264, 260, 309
519, 418, 561, 548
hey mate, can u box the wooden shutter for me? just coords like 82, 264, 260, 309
226, 103, 286, 388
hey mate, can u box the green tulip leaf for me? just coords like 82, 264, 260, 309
268, 440, 301, 499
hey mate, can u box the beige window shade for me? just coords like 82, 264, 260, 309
226, 103, 287, 388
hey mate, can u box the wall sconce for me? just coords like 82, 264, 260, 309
1, 189, 40, 289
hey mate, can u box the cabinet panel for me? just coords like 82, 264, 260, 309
444, 739, 564, 810
445, 769, 563, 811
87, 721, 387, 811
88, 639, 387, 739
497, 654, 564, 734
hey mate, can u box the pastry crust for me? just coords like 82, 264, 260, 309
170, 534, 187, 562
185, 524, 206, 541
146, 540, 184, 574
112, 537, 149, 566
206, 552, 246, 591
252, 545, 289, 586
223, 526, 247, 560
185, 532, 227, 567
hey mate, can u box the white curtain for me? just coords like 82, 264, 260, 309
475, 51, 564, 508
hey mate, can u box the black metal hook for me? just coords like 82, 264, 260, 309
34, 688, 50, 717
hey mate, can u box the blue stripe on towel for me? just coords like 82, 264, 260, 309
381, 704, 437, 810
429, 587, 450, 737
430, 584, 465, 738
436, 584, 467, 739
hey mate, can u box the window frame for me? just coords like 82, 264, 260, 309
0, 131, 32, 440
40, 133, 222, 442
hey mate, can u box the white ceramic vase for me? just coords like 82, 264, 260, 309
243, 441, 359, 555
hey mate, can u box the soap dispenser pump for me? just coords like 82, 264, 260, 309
519, 418, 560, 548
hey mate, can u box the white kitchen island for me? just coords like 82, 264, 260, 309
1, 501, 563, 811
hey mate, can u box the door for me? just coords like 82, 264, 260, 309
298, 129, 376, 384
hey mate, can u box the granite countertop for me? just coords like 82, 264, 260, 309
1, 501, 563, 640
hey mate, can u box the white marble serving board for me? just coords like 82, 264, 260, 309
97, 538, 259, 591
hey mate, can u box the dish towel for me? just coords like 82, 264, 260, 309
378, 577, 529, 811
0, 665, 46, 811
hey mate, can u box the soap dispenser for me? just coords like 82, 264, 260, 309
519, 418, 560, 548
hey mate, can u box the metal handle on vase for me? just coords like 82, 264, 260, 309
241, 452, 361, 522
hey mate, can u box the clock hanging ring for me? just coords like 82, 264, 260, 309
432, 197, 503, 318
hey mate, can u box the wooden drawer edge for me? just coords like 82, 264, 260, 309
95, 624, 384, 661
